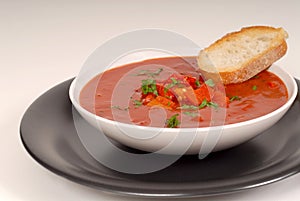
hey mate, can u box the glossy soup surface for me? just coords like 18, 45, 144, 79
80, 57, 288, 128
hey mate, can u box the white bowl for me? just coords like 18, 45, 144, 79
69, 63, 298, 155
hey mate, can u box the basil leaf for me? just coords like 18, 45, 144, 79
134, 68, 163, 77
183, 111, 199, 117
133, 100, 142, 107
166, 114, 180, 128
177, 104, 199, 110
230, 96, 241, 101
199, 99, 208, 109
141, 79, 158, 95
205, 79, 215, 87
207, 101, 219, 109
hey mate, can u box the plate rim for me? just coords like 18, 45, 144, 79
20, 78, 300, 198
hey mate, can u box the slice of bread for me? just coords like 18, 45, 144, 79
197, 26, 288, 84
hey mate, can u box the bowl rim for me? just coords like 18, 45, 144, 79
69, 64, 298, 133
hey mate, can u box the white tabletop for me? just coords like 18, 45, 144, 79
1, 0, 300, 200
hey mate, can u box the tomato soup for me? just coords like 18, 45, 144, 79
80, 57, 288, 128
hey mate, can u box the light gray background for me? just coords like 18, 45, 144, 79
1, 0, 300, 200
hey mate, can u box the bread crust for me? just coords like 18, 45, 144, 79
197, 26, 288, 84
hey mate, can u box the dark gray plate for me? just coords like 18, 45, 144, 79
20, 79, 300, 198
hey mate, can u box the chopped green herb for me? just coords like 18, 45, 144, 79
142, 79, 156, 86
205, 79, 215, 87
230, 96, 241, 101
177, 83, 186, 88
198, 99, 218, 109
111, 105, 121, 110
252, 85, 257, 90
195, 80, 200, 87
152, 68, 164, 76
111, 105, 129, 111
254, 75, 260, 79
165, 84, 172, 90
207, 101, 219, 109
165, 77, 180, 89
183, 111, 199, 117
199, 99, 208, 109
166, 114, 180, 128
133, 100, 142, 107
170, 77, 179, 84
177, 104, 199, 110
141, 79, 158, 96
134, 68, 163, 77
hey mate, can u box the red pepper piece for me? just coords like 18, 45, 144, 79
156, 84, 165, 96
184, 76, 198, 89
156, 83, 177, 103
194, 84, 211, 104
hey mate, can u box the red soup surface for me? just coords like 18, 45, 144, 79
80, 56, 288, 128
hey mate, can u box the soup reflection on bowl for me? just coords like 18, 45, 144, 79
69, 56, 297, 155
